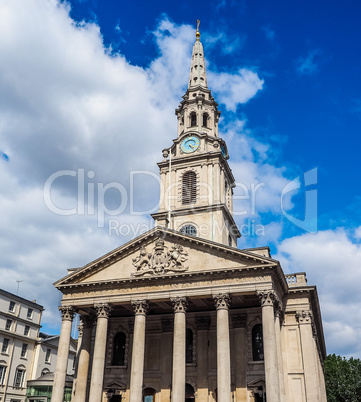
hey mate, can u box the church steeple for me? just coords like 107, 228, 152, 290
188, 20, 208, 89
152, 21, 241, 247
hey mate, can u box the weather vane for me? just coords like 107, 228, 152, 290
196, 19, 200, 41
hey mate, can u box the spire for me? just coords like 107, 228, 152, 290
188, 20, 208, 89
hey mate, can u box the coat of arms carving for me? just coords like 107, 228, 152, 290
132, 239, 188, 276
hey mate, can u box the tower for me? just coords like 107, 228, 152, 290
152, 22, 241, 247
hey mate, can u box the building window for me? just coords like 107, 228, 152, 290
5, 319, 12, 331
190, 112, 197, 127
228, 234, 232, 247
202, 112, 208, 127
27, 308, 33, 319
186, 329, 193, 363
112, 332, 126, 366
20, 343, 28, 358
182, 171, 197, 204
0, 364, 7, 385
180, 225, 197, 237
252, 324, 264, 361
9, 301, 15, 312
13, 367, 25, 388
2, 339, 9, 353
45, 348, 51, 363
143, 387, 156, 402
24, 325, 30, 336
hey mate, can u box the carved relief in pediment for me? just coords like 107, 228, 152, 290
131, 238, 188, 276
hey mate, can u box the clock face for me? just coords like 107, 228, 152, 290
180, 136, 200, 154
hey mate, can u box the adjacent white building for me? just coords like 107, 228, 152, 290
0, 289, 76, 402
0, 289, 43, 402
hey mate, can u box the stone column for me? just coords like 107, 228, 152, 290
52, 306, 76, 402
129, 300, 149, 402
231, 314, 247, 401
213, 293, 231, 402
296, 310, 322, 401
275, 304, 286, 402
73, 315, 94, 402
258, 291, 280, 402
88, 303, 111, 402
196, 316, 211, 401
171, 296, 188, 402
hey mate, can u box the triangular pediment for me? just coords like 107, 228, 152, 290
54, 228, 277, 289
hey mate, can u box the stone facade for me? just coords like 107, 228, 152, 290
53, 24, 327, 402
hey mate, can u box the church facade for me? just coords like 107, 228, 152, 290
52, 25, 327, 402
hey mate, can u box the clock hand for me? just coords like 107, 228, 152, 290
189, 144, 195, 149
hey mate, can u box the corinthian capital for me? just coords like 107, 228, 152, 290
171, 296, 188, 313
213, 293, 231, 310
94, 303, 112, 318
131, 300, 149, 316
59, 306, 77, 321
257, 290, 276, 307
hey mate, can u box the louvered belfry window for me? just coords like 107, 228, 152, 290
182, 171, 197, 204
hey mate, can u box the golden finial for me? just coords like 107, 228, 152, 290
196, 19, 200, 41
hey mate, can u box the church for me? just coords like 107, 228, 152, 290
52, 23, 327, 402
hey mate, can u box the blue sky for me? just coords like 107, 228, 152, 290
0, 0, 361, 358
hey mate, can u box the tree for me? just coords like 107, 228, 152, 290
324, 354, 361, 401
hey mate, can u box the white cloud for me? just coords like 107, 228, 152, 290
354, 226, 361, 240
295, 49, 321, 75
275, 228, 361, 358
209, 69, 264, 112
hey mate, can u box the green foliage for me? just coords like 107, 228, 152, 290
324, 354, 361, 401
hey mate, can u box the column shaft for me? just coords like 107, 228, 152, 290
275, 311, 286, 402
73, 316, 93, 402
297, 311, 323, 401
129, 300, 148, 402
214, 293, 231, 402
171, 297, 188, 402
52, 306, 76, 402
89, 304, 111, 402
259, 291, 280, 402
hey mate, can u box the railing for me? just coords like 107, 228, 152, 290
285, 272, 307, 287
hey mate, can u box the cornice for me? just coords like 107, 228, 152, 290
157, 151, 235, 183
151, 203, 240, 236
57, 264, 277, 291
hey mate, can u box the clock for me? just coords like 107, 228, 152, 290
180, 136, 200, 154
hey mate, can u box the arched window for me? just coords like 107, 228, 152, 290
182, 171, 197, 204
190, 112, 197, 127
112, 332, 126, 366
186, 329, 193, 363
0, 363, 7, 385
143, 387, 156, 402
202, 113, 208, 127
185, 383, 195, 401
41, 368, 50, 377
180, 225, 197, 236
13, 366, 26, 388
252, 324, 264, 361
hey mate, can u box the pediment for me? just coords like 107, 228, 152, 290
54, 228, 277, 288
